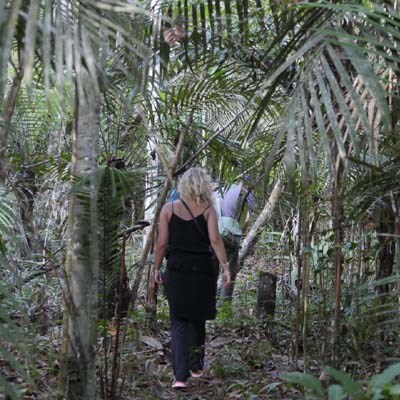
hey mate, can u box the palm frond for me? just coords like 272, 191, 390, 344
97, 166, 142, 319
347, 158, 400, 219
0, 184, 19, 252
246, 2, 400, 183
348, 274, 400, 346
146, 54, 280, 183
1, 0, 154, 98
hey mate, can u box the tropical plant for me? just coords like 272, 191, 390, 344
282, 362, 400, 400
0, 183, 17, 252
0, 184, 33, 399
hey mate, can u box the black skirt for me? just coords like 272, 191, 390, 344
163, 252, 218, 321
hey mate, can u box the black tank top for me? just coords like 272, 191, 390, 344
168, 201, 211, 256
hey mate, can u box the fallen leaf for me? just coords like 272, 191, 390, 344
209, 337, 229, 347
140, 336, 163, 350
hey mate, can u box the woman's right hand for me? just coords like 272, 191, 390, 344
222, 269, 231, 288
154, 267, 163, 284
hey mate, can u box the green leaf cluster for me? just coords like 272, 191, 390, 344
282, 363, 400, 400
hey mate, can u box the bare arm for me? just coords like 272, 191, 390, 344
206, 207, 231, 286
153, 204, 170, 282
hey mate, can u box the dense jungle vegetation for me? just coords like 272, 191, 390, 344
1, 0, 400, 399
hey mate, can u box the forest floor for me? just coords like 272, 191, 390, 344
118, 310, 304, 400
2, 263, 398, 399
117, 259, 305, 400
1, 258, 307, 399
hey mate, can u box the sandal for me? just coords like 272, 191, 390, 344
190, 370, 203, 378
172, 380, 188, 389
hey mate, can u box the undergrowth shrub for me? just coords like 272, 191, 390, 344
282, 362, 400, 400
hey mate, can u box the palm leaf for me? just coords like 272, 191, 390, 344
324, 367, 365, 400
1, 0, 154, 100
0, 184, 19, 246
233, 2, 400, 183
97, 166, 141, 319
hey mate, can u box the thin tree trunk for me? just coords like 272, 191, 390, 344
239, 180, 283, 264
224, 0, 232, 39
376, 207, 395, 297
301, 190, 311, 372
215, 0, 222, 48
294, 210, 302, 364
109, 233, 128, 399
131, 110, 193, 311
60, 67, 100, 400
331, 155, 344, 362
389, 192, 400, 312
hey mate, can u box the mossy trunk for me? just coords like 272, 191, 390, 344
60, 66, 100, 400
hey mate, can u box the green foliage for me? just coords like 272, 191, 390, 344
324, 367, 365, 400
282, 371, 324, 399
241, 342, 272, 371
0, 1, 152, 96
0, 280, 32, 400
2, 0, 400, 397
369, 364, 400, 400
215, 300, 236, 328
0, 185, 31, 397
155, 296, 170, 324
211, 356, 251, 380
328, 384, 345, 400
97, 166, 136, 316
282, 363, 400, 400
0, 184, 18, 254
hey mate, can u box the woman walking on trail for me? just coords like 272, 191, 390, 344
153, 167, 231, 389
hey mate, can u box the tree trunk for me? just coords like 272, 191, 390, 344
60, 67, 100, 400
331, 155, 344, 361
239, 180, 283, 264
256, 271, 277, 319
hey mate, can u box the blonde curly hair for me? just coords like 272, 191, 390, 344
178, 167, 213, 204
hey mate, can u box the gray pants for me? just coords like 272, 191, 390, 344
218, 244, 240, 299
170, 312, 206, 381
